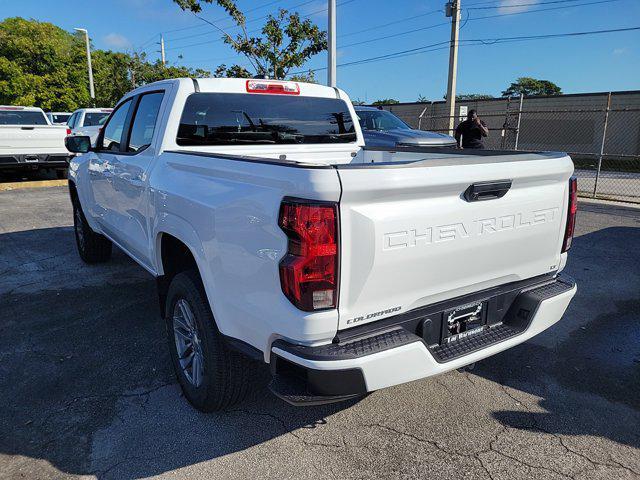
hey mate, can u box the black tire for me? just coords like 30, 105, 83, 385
165, 270, 250, 412
73, 202, 112, 263
56, 168, 68, 179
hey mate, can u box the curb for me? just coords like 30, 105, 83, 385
578, 196, 640, 210
0, 180, 68, 191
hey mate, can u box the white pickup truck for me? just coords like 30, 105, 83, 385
66, 78, 577, 411
0, 106, 71, 178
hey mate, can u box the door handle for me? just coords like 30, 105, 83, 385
463, 180, 512, 202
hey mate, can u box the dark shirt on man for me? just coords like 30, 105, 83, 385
455, 119, 488, 149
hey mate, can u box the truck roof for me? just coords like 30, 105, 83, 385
0, 105, 45, 112
128, 77, 346, 100
73, 108, 113, 113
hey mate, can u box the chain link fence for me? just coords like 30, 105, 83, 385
378, 91, 640, 204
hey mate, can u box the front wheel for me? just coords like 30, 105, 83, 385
73, 203, 112, 263
165, 270, 250, 412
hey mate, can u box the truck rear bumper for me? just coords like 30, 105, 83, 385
269, 275, 576, 405
0, 154, 71, 170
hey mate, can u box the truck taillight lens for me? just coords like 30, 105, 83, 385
279, 199, 339, 311
562, 176, 578, 253
66, 128, 71, 135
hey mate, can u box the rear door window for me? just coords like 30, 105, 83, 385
127, 92, 164, 153
177, 93, 356, 146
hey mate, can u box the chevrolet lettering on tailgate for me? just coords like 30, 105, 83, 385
383, 207, 559, 251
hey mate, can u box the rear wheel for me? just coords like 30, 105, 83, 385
56, 168, 68, 179
73, 202, 112, 263
165, 270, 250, 412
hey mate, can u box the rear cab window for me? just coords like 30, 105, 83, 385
0, 110, 48, 125
176, 93, 357, 146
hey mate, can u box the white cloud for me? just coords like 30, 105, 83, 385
498, 0, 541, 14
612, 48, 628, 56
103, 33, 132, 50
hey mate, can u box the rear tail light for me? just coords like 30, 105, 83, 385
562, 176, 578, 252
246, 79, 300, 95
66, 128, 71, 135
278, 199, 339, 311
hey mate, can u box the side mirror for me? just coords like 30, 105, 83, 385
65, 135, 91, 154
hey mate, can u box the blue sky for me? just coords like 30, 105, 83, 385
2, 0, 639, 102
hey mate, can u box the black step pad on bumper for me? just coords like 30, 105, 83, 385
271, 328, 418, 362
430, 323, 520, 362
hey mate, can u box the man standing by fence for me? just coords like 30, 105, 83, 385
455, 109, 489, 149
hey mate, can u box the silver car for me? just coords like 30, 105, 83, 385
354, 106, 456, 148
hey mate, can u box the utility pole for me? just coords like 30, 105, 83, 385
444, 0, 461, 136
74, 28, 95, 101
160, 35, 166, 66
327, 0, 337, 87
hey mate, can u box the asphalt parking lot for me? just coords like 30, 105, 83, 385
1, 186, 639, 480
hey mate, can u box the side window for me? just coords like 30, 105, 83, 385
100, 100, 132, 152
127, 92, 164, 153
67, 113, 77, 128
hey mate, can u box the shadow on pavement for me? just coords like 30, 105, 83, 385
472, 225, 640, 450
0, 226, 359, 479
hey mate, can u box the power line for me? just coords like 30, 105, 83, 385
338, 9, 443, 38
468, 0, 622, 20
330, 0, 621, 52
168, 0, 317, 42
291, 26, 640, 74
160, 0, 287, 35
164, 0, 356, 52
468, 0, 587, 9
341, 21, 449, 48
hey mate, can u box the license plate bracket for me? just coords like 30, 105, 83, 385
441, 300, 487, 344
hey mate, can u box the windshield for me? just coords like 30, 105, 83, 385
356, 109, 410, 131
0, 110, 48, 125
50, 113, 70, 124
177, 93, 357, 146
83, 112, 110, 127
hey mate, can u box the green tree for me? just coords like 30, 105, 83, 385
172, 0, 326, 80
501, 77, 561, 97
0, 17, 90, 110
0, 17, 211, 110
91, 50, 133, 107
372, 99, 399, 105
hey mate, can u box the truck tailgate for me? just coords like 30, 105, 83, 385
336, 152, 574, 330
0, 125, 68, 154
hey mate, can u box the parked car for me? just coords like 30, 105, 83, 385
0, 105, 71, 178
67, 108, 113, 144
354, 105, 456, 147
46, 112, 72, 125
66, 78, 577, 412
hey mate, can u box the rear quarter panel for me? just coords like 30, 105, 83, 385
150, 152, 342, 358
